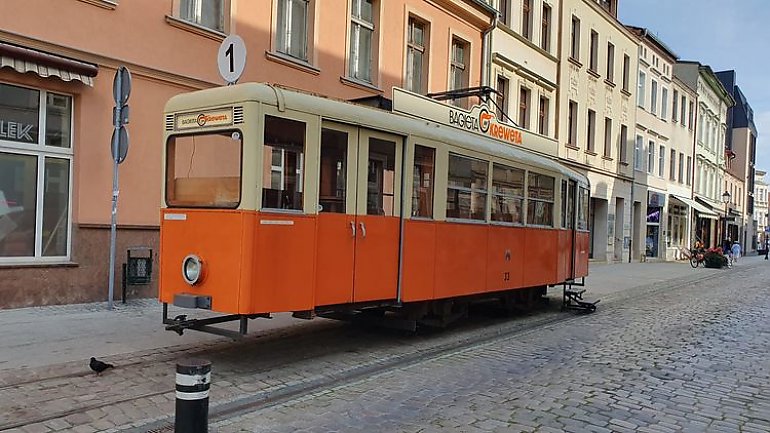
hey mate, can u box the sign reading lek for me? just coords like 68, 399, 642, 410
0, 120, 35, 142
176, 109, 233, 130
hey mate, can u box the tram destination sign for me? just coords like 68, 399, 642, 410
176, 108, 233, 130
392, 88, 558, 157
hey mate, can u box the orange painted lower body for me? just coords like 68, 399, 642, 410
160, 210, 589, 315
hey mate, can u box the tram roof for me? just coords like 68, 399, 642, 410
166, 83, 589, 187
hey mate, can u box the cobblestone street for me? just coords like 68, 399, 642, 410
213, 259, 770, 433
0, 259, 768, 432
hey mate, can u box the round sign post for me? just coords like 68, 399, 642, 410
218, 35, 246, 84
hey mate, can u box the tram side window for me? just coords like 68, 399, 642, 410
319, 128, 348, 213
446, 153, 488, 221
491, 163, 524, 224
527, 172, 555, 227
411, 145, 435, 218
263, 115, 305, 211
577, 186, 589, 230
561, 180, 575, 229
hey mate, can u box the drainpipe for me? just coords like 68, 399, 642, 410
481, 9, 498, 91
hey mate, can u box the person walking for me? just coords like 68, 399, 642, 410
731, 241, 741, 264
765, 240, 769, 260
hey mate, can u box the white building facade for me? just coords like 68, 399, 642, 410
755, 170, 769, 249
557, 0, 639, 262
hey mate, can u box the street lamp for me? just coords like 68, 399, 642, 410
722, 190, 731, 244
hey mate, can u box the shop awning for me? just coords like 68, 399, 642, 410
0, 42, 98, 86
691, 197, 720, 219
671, 195, 719, 219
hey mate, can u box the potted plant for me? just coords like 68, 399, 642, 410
703, 247, 728, 268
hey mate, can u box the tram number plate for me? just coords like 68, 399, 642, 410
503, 272, 510, 281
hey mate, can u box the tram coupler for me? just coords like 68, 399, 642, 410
162, 303, 270, 339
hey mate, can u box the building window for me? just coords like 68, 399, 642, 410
658, 145, 665, 177
538, 95, 549, 136
522, 0, 532, 40
672, 89, 679, 122
686, 155, 692, 185
634, 135, 643, 170
638, 71, 646, 107
603, 118, 612, 158
276, 0, 309, 61
349, 0, 376, 83
570, 16, 580, 62
179, 0, 225, 32
679, 152, 685, 183
622, 54, 630, 92
586, 109, 596, 152
650, 79, 657, 114
568, 100, 578, 147
589, 30, 598, 72
406, 16, 428, 94
412, 145, 435, 218
519, 87, 531, 129
647, 140, 655, 174
541, 4, 551, 52
492, 164, 524, 224
606, 42, 615, 83
495, 75, 508, 122
680, 95, 686, 129
688, 101, 694, 130
527, 172, 555, 227
669, 149, 676, 180
661, 87, 668, 119
498, 0, 510, 27
619, 124, 628, 164
446, 153, 488, 221
450, 37, 470, 107
0, 83, 73, 260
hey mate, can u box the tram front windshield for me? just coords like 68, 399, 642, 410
166, 130, 242, 208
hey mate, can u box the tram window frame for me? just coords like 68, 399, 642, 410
446, 153, 488, 222
491, 163, 525, 225
577, 186, 589, 231
411, 144, 435, 219
526, 171, 555, 227
262, 115, 306, 212
318, 128, 348, 214
165, 129, 243, 209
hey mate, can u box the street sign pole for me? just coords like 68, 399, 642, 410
108, 67, 131, 310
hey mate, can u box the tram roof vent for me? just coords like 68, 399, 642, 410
165, 114, 174, 131
233, 106, 244, 124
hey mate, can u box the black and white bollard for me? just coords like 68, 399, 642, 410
175, 358, 211, 433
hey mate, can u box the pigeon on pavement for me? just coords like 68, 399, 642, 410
90, 357, 114, 375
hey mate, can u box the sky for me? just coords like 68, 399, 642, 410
619, 0, 770, 178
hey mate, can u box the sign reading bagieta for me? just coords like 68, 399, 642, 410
175, 109, 233, 130
392, 88, 529, 148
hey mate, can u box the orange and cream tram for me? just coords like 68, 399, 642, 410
160, 83, 590, 338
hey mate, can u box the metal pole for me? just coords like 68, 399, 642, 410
175, 359, 211, 433
107, 141, 119, 310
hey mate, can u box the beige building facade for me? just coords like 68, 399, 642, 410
557, 0, 639, 262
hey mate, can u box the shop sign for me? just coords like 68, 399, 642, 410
176, 109, 233, 130
648, 191, 666, 207
392, 88, 528, 147
0, 119, 35, 142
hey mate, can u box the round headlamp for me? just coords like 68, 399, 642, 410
182, 254, 203, 285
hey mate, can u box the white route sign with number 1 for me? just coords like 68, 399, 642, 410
218, 34, 246, 84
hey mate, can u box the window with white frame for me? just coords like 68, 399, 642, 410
406, 16, 428, 94
647, 140, 655, 174
661, 87, 668, 119
179, 0, 225, 32
637, 71, 646, 107
349, 0, 376, 83
634, 135, 643, 170
0, 83, 72, 260
658, 145, 665, 177
650, 79, 658, 114
276, 0, 309, 61
450, 37, 470, 107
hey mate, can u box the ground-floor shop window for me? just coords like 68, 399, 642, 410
0, 82, 72, 260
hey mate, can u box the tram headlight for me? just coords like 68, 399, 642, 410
182, 255, 203, 285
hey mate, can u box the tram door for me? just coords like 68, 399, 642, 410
567, 180, 578, 279
316, 123, 402, 306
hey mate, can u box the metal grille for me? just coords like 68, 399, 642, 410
165, 114, 174, 130
233, 106, 244, 124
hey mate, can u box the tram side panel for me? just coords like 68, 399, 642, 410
485, 225, 526, 292
433, 222, 490, 299
574, 231, 590, 278
399, 220, 438, 302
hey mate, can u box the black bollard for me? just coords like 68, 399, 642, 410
175, 359, 211, 433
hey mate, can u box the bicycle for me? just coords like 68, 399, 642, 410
681, 247, 705, 268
